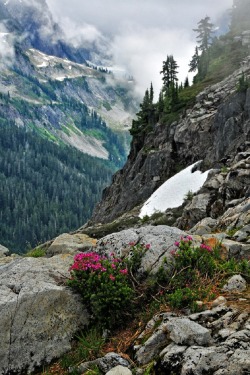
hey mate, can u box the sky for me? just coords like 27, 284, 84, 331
46, 0, 233, 98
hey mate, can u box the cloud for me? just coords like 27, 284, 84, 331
0, 24, 15, 69
46, 0, 233, 97
111, 25, 196, 97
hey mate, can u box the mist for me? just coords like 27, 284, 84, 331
46, 0, 233, 97
0, 23, 15, 70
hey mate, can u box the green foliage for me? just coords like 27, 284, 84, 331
102, 101, 112, 111
217, 257, 250, 277
25, 247, 46, 258
184, 190, 194, 202
130, 85, 156, 137
167, 288, 199, 311
193, 16, 214, 53
155, 236, 250, 311
226, 226, 242, 237
0, 125, 115, 253
126, 242, 150, 276
237, 73, 250, 93
68, 243, 151, 329
68, 252, 134, 329
59, 328, 105, 370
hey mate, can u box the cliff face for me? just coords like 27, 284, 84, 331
90, 57, 250, 225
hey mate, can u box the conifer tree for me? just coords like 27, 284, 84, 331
191, 16, 214, 80
160, 55, 179, 113
193, 16, 214, 53
189, 46, 200, 73
160, 55, 179, 93
184, 77, 190, 88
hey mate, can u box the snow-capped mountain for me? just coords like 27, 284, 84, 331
0, 0, 138, 157
0, 0, 138, 251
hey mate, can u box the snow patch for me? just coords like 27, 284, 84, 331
139, 161, 210, 218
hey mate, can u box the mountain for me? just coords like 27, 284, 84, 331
0, 0, 138, 252
0, 0, 90, 62
87, 3, 250, 230
0, 2, 250, 374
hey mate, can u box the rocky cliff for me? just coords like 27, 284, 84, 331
90, 57, 250, 225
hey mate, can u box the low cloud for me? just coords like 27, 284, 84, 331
0, 24, 15, 69
46, 0, 233, 98
60, 18, 102, 47
111, 25, 195, 97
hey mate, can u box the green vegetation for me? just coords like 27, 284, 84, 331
156, 237, 249, 311
25, 247, 46, 258
59, 328, 105, 373
0, 125, 116, 253
43, 237, 249, 374
68, 236, 250, 322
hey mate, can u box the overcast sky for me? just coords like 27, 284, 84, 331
46, 0, 233, 97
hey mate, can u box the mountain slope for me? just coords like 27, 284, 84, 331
0, 0, 138, 252
89, 57, 250, 225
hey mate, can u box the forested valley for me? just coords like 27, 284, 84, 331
0, 124, 116, 253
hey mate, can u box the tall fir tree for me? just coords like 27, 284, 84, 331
193, 16, 214, 53
160, 55, 179, 113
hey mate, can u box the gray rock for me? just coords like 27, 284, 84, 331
89, 59, 250, 227
182, 346, 229, 375
0, 255, 89, 374
78, 353, 130, 374
233, 224, 250, 242
46, 233, 97, 256
181, 193, 211, 228
222, 275, 247, 292
226, 329, 250, 342
160, 343, 187, 372
0, 244, 9, 257
213, 349, 250, 375
219, 198, 250, 232
135, 327, 169, 365
98, 353, 131, 373
165, 317, 212, 346
106, 365, 132, 375
211, 296, 227, 307
220, 239, 243, 257
190, 217, 218, 235
96, 225, 187, 274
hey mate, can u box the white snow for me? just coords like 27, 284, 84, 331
139, 161, 210, 218
55, 76, 66, 81
37, 62, 48, 68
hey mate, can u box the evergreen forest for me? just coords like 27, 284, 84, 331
0, 124, 116, 253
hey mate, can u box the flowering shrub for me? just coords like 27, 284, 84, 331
156, 236, 221, 311
171, 236, 217, 284
68, 252, 134, 328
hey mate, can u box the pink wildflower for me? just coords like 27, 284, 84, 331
145, 244, 151, 249
120, 268, 128, 275
170, 249, 177, 256
174, 241, 180, 247
200, 244, 212, 252
109, 275, 115, 281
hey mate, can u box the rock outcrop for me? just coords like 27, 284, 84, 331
90, 59, 250, 225
0, 255, 89, 374
75, 299, 250, 375
96, 225, 187, 274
